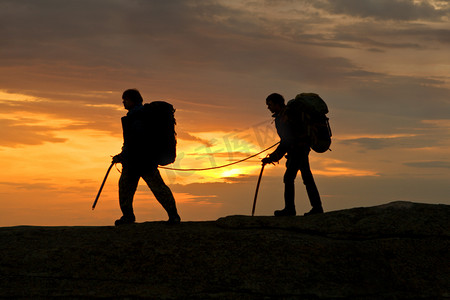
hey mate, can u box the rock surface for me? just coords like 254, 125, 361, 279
0, 201, 449, 299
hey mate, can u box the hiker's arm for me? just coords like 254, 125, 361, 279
112, 153, 123, 163
112, 144, 127, 164
263, 141, 287, 164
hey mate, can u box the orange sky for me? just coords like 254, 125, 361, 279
0, 0, 449, 226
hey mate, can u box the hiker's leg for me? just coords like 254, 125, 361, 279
283, 158, 299, 211
142, 168, 180, 221
298, 152, 322, 210
118, 166, 139, 221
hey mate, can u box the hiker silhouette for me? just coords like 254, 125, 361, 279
262, 93, 324, 216
112, 89, 180, 225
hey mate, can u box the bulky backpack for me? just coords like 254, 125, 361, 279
286, 93, 332, 153
141, 101, 177, 165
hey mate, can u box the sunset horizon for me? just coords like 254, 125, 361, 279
1, 0, 448, 226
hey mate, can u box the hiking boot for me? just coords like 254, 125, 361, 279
167, 213, 181, 224
304, 207, 324, 216
114, 215, 135, 226
274, 208, 296, 217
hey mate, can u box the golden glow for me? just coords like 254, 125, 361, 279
0, 90, 40, 103
221, 168, 242, 178
84, 103, 123, 111
171, 192, 218, 205
0, 112, 89, 128
164, 130, 269, 184
314, 167, 379, 177
0, 89, 447, 226
310, 158, 380, 177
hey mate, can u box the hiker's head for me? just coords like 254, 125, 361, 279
122, 89, 143, 110
266, 93, 285, 114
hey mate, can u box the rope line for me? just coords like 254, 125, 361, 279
159, 142, 280, 172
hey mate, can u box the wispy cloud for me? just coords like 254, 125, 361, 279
339, 135, 428, 150
177, 131, 214, 147
404, 161, 450, 169
312, 0, 449, 21
0, 118, 66, 147
0, 181, 59, 191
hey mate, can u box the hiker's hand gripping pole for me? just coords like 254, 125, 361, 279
252, 162, 266, 216
92, 162, 115, 210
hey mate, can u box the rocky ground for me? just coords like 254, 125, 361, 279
0, 201, 449, 299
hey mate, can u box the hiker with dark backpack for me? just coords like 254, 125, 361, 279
112, 89, 180, 225
262, 93, 331, 216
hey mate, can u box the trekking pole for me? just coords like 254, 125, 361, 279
92, 162, 114, 210
252, 163, 266, 216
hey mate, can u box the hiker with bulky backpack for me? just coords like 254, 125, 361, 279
262, 93, 331, 217
112, 89, 180, 225
93, 89, 330, 222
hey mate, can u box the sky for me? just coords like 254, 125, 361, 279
0, 0, 449, 226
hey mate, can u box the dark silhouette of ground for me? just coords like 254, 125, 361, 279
0, 201, 448, 299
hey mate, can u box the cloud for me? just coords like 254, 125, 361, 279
0, 0, 376, 91
0, 181, 58, 191
331, 23, 450, 51
177, 131, 214, 147
0, 90, 125, 147
404, 161, 450, 169
0, 0, 449, 152
0, 93, 123, 133
1, 0, 447, 110
0, 118, 67, 147
0, 0, 235, 69
331, 74, 450, 122
312, 0, 450, 21
339, 134, 438, 150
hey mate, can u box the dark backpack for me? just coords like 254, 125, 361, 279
286, 93, 332, 153
141, 101, 177, 165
